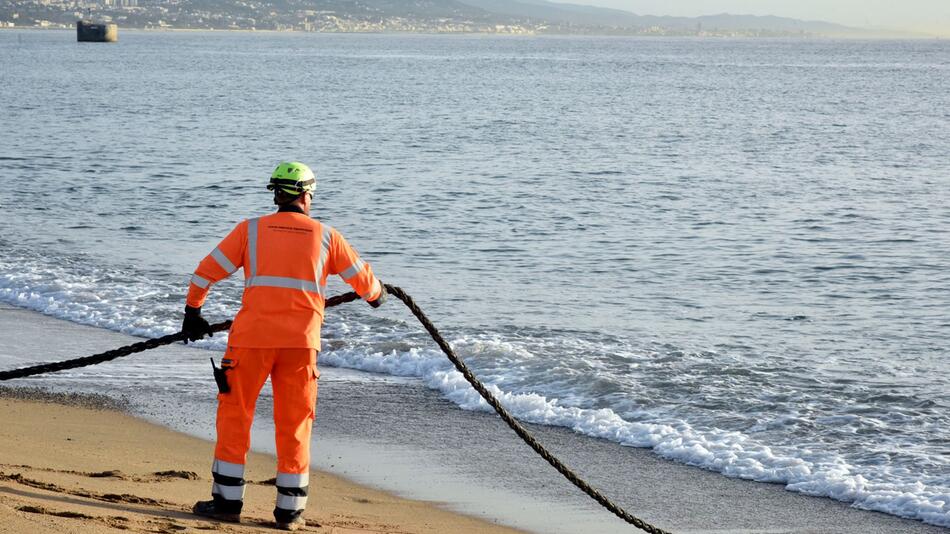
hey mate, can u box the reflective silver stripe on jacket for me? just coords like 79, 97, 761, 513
314, 225, 332, 286
246, 275, 325, 297
340, 258, 365, 281
242, 217, 325, 299
191, 274, 211, 289
275, 494, 307, 511
210, 247, 237, 274
247, 217, 259, 277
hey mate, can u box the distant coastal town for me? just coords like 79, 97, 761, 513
0, 0, 821, 36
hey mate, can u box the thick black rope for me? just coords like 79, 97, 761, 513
0, 286, 670, 533
383, 285, 671, 534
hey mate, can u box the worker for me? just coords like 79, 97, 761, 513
180, 161, 385, 531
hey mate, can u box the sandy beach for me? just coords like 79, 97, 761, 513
0, 392, 526, 534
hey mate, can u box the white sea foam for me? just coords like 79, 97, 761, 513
0, 253, 234, 350
321, 345, 950, 528
1, 256, 948, 528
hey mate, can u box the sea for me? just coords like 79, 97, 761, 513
0, 30, 948, 530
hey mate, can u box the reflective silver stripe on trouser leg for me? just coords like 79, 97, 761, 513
247, 217, 259, 278
274, 472, 309, 521
211, 459, 246, 510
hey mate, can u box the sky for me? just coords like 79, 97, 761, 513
570, 0, 950, 36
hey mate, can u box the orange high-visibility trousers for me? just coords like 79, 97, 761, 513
210, 346, 318, 520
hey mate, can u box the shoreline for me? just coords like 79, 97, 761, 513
1, 303, 947, 533
0, 27, 942, 40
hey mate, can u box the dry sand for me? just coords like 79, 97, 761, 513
0, 394, 524, 534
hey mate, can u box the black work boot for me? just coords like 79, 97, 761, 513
192, 499, 242, 523
276, 516, 306, 531
275, 505, 306, 531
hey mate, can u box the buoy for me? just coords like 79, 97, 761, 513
76, 20, 117, 42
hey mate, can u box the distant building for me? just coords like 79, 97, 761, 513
102, 0, 137, 7
77, 19, 118, 41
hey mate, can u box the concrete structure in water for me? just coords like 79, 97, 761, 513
76, 20, 117, 42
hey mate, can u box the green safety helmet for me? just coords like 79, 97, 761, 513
267, 161, 316, 196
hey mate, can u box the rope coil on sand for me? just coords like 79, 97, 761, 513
0, 285, 671, 534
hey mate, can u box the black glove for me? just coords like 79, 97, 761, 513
182, 305, 213, 344
368, 284, 387, 309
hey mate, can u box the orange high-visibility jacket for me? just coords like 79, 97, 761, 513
186, 211, 382, 349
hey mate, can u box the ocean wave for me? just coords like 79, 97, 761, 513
320, 344, 950, 528
0, 248, 233, 350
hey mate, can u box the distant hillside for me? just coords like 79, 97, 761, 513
5, 0, 918, 35
184, 0, 494, 20
456, 0, 644, 26
457, 0, 883, 36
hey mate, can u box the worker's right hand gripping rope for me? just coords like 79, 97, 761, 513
0, 286, 670, 534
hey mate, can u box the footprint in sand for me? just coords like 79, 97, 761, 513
17, 505, 94, 519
